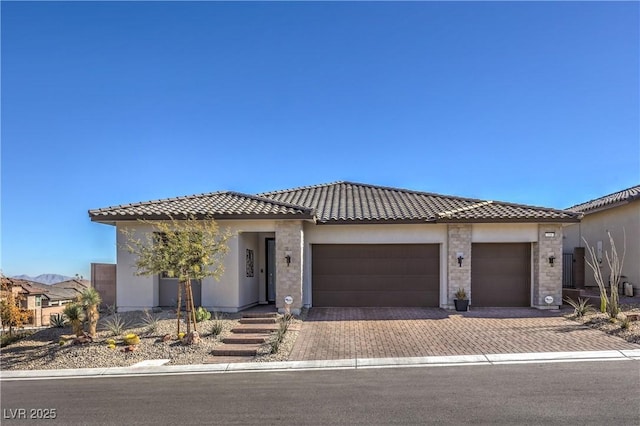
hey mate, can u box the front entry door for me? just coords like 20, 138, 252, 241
266, 238, 276, 303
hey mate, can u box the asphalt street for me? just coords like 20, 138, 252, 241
2, 361, 639, 425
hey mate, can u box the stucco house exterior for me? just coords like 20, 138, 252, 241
89, 181, 580, 314
563, 184, 639, 294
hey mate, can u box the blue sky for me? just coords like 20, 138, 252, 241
1, 1, 638, 278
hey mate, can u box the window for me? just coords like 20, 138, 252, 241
35, 296, 41, 307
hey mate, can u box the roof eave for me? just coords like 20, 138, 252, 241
90, 213, 315, 223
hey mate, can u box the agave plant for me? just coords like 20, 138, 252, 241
80, 288, 102, 337
49, 313, 66, 328
63, 303, 85, 337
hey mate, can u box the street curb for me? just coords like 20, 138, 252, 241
2, 350, 639, 381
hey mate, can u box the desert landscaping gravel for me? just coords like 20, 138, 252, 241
0, 310, 302, 371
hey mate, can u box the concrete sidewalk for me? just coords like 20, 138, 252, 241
2, 349, 639, 381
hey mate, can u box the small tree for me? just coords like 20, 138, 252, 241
0, 290, 32, 337
583, 230, 626, 318
121, 215, 231, 337
63, 303, 85, 337
80, 287, 101, 336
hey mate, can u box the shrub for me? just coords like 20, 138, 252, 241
63, 303, 85, 337
194, 306, 212, 323
104, 304, 117, 316
140, 309, 160, 333
621, 316, 631, 330
1, 331, 33, 348
80, 287, 102, 336
123, 333, 140, 345
210, 311, 224, 337
178, 332, 185, 340
103, 314, 128, 336
105, 338, 116, 346
564, 297, 592, 318
455, 288, 467, 300
50, 313, 66, 328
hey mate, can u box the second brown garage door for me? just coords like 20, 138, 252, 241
312, 244, 440, 307
471, 243, 531, 307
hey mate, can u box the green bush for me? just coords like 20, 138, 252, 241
102, 314, 128, 336
564, 297, 592, 318
210, 312, 224, 337
194, 306, 212, 323
50, 313, 66, 328
140, 309, 160, 333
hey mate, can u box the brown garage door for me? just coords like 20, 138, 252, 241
471, 243, 531, 307
312, 244, 440, 307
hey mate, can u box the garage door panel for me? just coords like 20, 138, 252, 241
471, 243, 530, 307
313, 290, 440, 307
312, 244, 440, 307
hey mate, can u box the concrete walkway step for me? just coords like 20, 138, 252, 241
239, 317, 278, 324
211, 344, 262, 357
231, 324, 278, 333
242, 312, 278, 319
223, 334, 269, 344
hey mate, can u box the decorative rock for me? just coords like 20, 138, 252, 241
182, 331, 201, 345
121, 345, 137, 353
162, 334, 172, 342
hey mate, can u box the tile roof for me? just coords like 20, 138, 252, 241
259, 181, 579, 223
89, 191, 314, 222
0, 277, 79, 301
90, 181, 580, 224
567, 185, 640, 214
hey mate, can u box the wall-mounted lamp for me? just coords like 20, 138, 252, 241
285, 251, 292, 266
456, 252, 464, 267
548, 254, 555, 266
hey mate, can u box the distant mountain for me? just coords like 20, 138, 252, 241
11, 274, 75, 285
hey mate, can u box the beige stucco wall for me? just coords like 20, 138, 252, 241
113, 218, 567, 311
115, 220, 280, 312
563, 202, 640, 291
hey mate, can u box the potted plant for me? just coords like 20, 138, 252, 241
454, 288, 469, 312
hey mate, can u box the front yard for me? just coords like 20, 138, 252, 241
564, 303, 640, 345
0, 310, 301, 370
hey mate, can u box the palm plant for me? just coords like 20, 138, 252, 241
63, 303, 85, 337
80, 288, 102, 336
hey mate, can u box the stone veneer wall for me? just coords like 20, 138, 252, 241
275, 220, 304, 314
447, 224, 472, 306
533, 224, 563, 308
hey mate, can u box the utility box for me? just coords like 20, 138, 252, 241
624, 282, 634, 297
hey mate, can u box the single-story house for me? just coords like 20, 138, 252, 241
89, 181, 581, 313
563, 184, 639, 294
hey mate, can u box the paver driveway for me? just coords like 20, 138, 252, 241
288, 308, 640, 361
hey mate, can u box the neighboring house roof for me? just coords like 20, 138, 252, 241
567, 184, 640, 214
51, 279, 89, 294
259, 181, 580, 224
90, 181, 580, 225
89, 191, 314, 222
0, 277, 80, 301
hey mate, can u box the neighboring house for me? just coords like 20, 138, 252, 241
0, 277, 89, 326
563, 185, 640, 294
89, 181, 581, 313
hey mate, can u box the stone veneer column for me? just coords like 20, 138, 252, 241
533, 224, 563, 308
447, 224, 472, 307
275, 220, 304, 314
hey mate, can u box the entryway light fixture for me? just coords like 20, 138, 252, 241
456, 252, 464, 267
548, 254, 555, 266
285, 250, 292, 266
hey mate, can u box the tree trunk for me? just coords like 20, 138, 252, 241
87, 305, 99, 336
176, 280, 182, 335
